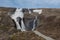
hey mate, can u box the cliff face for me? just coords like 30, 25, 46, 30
0, 7, 59, 40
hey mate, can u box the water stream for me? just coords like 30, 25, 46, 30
10, 8, 26, 31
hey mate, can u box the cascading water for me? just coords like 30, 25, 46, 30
28, 9, 31, 14
10, 8, 26, 31
21, 19, 26, 31
8, 8, 54, 40
32, 16, 37, 31
9, 8, 42, 31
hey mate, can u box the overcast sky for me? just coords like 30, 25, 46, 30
0, 0, 60, 8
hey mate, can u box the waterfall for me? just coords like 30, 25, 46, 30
14, 18, 21, 30
32, 9, 42, 31
28, 9, 31, 14
9, 8, 42, 31
32, 16, 37, 31
10, 8, 26, 31
21, 19, 26, 31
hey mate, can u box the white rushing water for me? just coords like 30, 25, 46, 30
21, 19, 26, 31
32, 16, 37, 31
10, 8, 26, 31
28, 9, 32, 14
